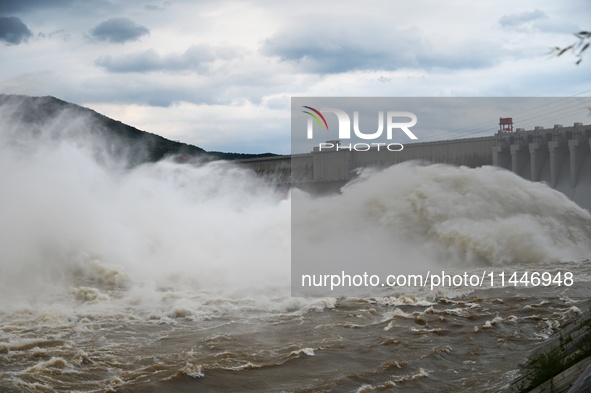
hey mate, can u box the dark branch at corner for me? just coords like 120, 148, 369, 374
551, 31, 590, 65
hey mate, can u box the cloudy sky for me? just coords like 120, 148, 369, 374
0, 0, 589, 154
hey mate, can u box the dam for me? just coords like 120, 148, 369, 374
238, 122, 591, 210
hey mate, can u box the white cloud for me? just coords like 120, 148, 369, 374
0, 0, 589, 153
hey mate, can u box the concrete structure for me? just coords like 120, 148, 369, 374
494, 122, 591, 209
239, 136, 495, 186
237, 123, 591, 209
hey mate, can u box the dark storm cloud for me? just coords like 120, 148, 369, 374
0, 0, 116, 16
0, 0, 73, 14
262, 19, 495, 73
89, 18, 149, 43
0, 16, 32, 45
95, 45, 239, 73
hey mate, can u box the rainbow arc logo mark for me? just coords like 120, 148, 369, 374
302, 106, 329, 130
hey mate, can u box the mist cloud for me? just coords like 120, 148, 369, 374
499, 9, 547, 28
263, 18, 496, 73
95, 45, 239, 73
498, 9, 580, 34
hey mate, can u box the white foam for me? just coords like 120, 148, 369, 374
1, 112, 591, 319
289, 347, 316, 357
181, 362, 204, 378
294, 163, 591, 273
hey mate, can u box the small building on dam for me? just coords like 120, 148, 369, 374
237, 122, 591, 211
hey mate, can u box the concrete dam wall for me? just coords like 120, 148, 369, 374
494, 122, 591, 210
237, 136, 495, 184
237, 122, 591, 210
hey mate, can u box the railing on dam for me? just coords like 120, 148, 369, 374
236, 122, 591, 209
